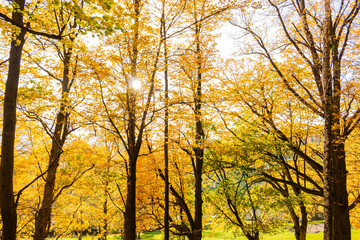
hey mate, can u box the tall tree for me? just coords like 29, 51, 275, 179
0, 0, 64, 238
159, 1, 224, 238
321, 0, 355, 238
230, 0, 360, 238
161, 0, 170, 237
216, 62, 323, 240
86, 0, 164, 238
33, 22, 79, 240
0, 2, 26, 238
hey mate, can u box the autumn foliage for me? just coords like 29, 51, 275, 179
0, 0, 360, 240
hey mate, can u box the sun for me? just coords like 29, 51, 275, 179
131, 78, 141, 90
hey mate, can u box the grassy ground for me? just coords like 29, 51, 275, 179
46, 228, 360, 240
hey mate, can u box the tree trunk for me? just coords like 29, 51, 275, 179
78, 233, 82, 240
193, 149, 203, 240
123, 89, 138, 240
0, 1, 26, 240
193, 22, 204, 240
299, 205, 308, 240
123, 0, 140, 238
33, 150, 61, 240
123, 156, 137, 240
99, 160, 110, 240
163, 12, 170, 240
289, 198, 307, 240
33, 49, 72, 240
330, 142, 350, 240
322, 0, 351, 239
246, 233, 259, 240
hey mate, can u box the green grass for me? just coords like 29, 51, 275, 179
139, 231, 163, 240
308, 220, 325, 225
46, 228, 360, 240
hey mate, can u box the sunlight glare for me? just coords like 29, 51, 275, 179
131, 78, 141, 90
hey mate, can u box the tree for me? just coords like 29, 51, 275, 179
161, 1, 212, 237
49, 135, 121, 240
0, 0, 117, 237
205, 137, 285, 240
229, 0, 360, 238
0, 0, 64, 238
43, 139, 96, 238
213, 59, 325, 239
86, 0, 164, 238
154, 1, 236, 237
32, 17, 80, 240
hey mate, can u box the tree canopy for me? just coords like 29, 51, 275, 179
0, 0, 359, 240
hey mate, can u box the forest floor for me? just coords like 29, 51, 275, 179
46, 226, 360, 240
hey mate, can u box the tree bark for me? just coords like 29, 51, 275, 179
0, 1, 26, 240
322, 0, 350, 239
123, 154, 138, 240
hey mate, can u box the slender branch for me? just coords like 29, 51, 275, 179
348, 194, 360, 211
116, 182, 127, 213
157, 169, 195, 230
261, 173, 323, 196
14, 165, 52, 207
52, 164, 95, 203
0, 13, 64, 39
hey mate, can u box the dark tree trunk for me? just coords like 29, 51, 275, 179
244, 233, 259, 240
328, 142, 349, 240
289, 204, 307, 240
0, 1, 26, 240
193, 22, 204, 240
162, 10, 170, 240
99, 160, 110, 240
33, 148, 61, 240
102, 204, 108, 240
322, 0, 351, 239
33, 49, 72, 240
123, 155, 137, 240
123, 0, 141, 239
299, 205, 307, 240
123, 45, 139, 240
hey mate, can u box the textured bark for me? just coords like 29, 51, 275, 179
299, 205, 307, 240
0, 1, 26, 240
322, 0, 350, 239
322, 1, 333, 236
33, 48, 72, 240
